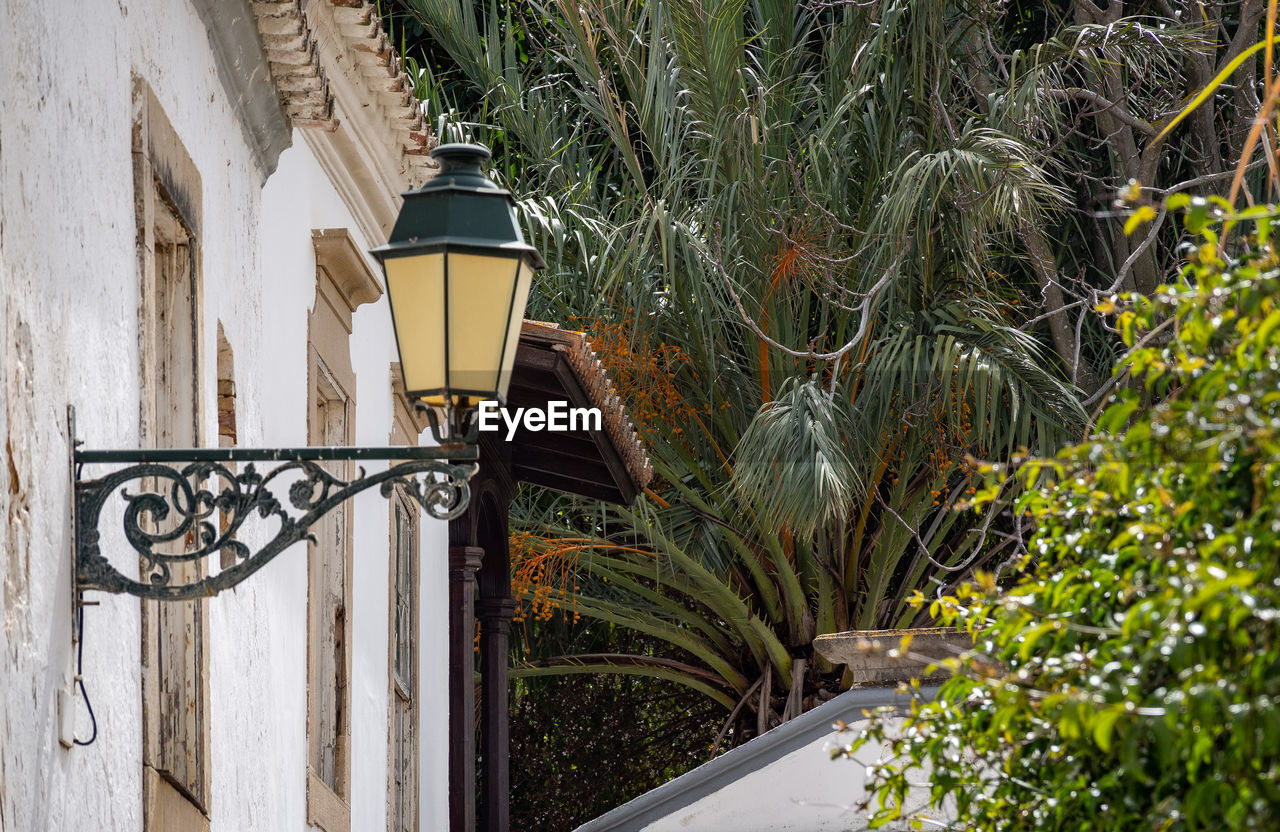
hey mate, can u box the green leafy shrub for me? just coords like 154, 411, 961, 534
842, 207, 1280, 830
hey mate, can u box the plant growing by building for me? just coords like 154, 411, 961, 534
398, 0, 1084, 717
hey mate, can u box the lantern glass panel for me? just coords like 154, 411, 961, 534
497, 258, 535, 399
384, 252, 446, 397
445, 251, 523, 399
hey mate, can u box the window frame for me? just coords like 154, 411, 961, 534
305, 345, 356, 832
387, 379, 426, 832
133, 74, 212, 832
304, 229, 382, 832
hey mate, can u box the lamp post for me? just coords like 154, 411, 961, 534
72, 143, 541, 602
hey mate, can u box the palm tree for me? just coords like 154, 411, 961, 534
394, 0, 1248, 741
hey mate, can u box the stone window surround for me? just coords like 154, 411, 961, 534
305, 227, 383, 832
133, 74, 213, 832
387, 380, 424, 832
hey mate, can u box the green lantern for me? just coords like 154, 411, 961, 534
371, 143, 545, 409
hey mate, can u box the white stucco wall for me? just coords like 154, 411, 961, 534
257, 136, 451, 832
641, 719, 944, 832
0, 1, 448, 829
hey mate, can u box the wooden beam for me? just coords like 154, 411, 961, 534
513, 445, 615, 485
447, 547, 483, 832
509, 467, 626, 504
512, 347, 559, 373
512, 430, 601, 454
477, 598, 515, 832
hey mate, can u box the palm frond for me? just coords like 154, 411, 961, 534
732, 378, 862, 541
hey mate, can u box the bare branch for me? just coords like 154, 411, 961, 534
692, 232, 895, 363
1109, 206, 1166, 294
1051, 88, 1157, 137
1148, 157, 1270, 195
875, 488, 1004, 576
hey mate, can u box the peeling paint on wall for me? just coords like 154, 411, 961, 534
1, 742, 9, 832
3, 316, 33, 647
0, 76, 10, 828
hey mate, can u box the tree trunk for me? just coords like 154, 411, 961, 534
1022, 226, 1101, 394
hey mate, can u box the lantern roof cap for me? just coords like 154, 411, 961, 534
410, 143, 509, 196
372, 141, 545, 269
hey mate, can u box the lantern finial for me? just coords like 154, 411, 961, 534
424, 143, 499, 193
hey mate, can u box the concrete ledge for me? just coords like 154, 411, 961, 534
191, 0, 292, 179
572, 684, 939, 832
813, 628, 972, 685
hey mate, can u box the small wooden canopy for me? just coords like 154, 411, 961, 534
507, 322, 653, 504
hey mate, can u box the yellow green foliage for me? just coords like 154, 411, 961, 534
843, 208, 1280, 830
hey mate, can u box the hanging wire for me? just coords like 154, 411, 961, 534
73, 598, 98, 747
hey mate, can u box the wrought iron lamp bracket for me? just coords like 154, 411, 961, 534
71, 409, 479, 602
417, 397, 481, 446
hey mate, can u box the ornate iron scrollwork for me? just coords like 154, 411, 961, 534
73, 445, 478, 601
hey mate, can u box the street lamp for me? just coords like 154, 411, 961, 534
373, 144, 545, 427
72, 143, 541, 602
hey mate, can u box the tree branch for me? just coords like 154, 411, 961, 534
1051, 88, 1157, 137
694, 233, 895, 362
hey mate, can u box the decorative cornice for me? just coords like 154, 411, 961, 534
250, 0, 437, 186
251, 0, 337, 128
326, 0, 436, 184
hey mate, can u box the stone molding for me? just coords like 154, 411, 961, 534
812, 627, 974, 685
250, 0, 436, 186
311, 228, 384, 313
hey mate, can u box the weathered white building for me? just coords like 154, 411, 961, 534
0, 1, 455, 829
